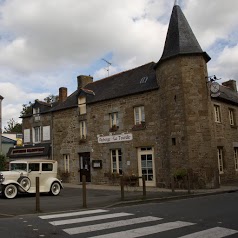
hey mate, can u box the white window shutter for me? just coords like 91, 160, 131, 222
43, 126, 50, 141
24, 129, 30, 143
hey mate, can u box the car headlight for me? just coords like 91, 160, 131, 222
0, 173, 5, 183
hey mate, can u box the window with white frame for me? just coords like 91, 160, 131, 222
33, 107, 40, 122
109, 112, 119, 128
234, 148, 238, 171
79, 121, 87, 139
33, 107, 40, 115
33, 127, 41, 143
217, 147, 224, 174
134, 106, 145, 125
214, 105, 221, 122
229, 109, 235, 126
63, 154, 70, 173
78, 96, 86, 115
111, 149, 122, 174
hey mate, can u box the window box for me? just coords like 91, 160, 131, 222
132, 121, 146, 131
109, 125, 119, 132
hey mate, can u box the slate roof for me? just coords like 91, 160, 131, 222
20, 99, 54, 118
155, 5, 210, 68
2, 136, 16, 144
51, 62, 158, 112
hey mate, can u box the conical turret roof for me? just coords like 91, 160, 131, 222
155, 4, 210, 67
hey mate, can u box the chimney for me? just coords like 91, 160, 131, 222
77, 75, 93, 89
59, 87, 67, 103
222, 80, 237, 92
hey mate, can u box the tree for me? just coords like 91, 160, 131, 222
20, 101, 34, 117
0, 154, 6, 171
4, 118, 22, 133
44, 94, 59, 104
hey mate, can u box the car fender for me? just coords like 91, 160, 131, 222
1, 180, 28, 192
45, 178, 63, 191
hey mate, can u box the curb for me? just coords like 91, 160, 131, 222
105, 189, 238, 208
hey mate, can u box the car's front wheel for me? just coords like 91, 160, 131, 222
3, 184, 18, 199
18, 177, 31, 191
49, 182, 61, 196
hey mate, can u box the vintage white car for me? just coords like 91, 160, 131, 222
0, 159, 63, 199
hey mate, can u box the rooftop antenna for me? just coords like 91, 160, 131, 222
102, 58, 112, 77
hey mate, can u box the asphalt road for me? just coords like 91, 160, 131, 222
0, 192, 238, 238
0, 187, 123, 217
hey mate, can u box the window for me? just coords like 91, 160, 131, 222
10, 163, 27, 171
42, 163, 53, 171
80, 121, 87, 139
33, 107, 40, 115
234, 148, 238, 171
29, 163, 40, 171
111, 149, 122, 174
214, 105, 221, 122
78, 96, 86, 115
109, 112, 119, 127
217, 147, 224, 174
229, 109, 235, 126
33, 107, 40, 122
140, 76, 148, 84
33, 127, 41, 143
134, 106, 145, 125
63, 154, 70, 172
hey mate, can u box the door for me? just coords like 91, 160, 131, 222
79, 153, 91, 182
138, 147, 156, 187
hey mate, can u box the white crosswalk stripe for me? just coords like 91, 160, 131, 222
87, 221, 194, 238
178, 227, 238, 238
39, 209, 238, 238
49, 212, 133, 226
39, 209, 107, 219
63, 216, 162, 235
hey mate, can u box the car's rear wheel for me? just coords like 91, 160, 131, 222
49, 182, 61, 196
4, 184, 18, 199
18, 177, 31, 191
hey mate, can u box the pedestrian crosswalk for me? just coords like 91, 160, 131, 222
39, 209, 238, 237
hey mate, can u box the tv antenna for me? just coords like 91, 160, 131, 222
102, 58, 112, 77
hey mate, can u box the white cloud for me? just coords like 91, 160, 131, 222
0, 0, 237, 129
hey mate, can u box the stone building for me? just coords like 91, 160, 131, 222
17, 3, 238, 188
8, 100, 52, 160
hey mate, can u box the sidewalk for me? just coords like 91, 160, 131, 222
63, 182, 238, 208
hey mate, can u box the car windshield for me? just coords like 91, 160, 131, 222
10, 163, 27, 171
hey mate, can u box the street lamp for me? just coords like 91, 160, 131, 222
0, 95, 4, 154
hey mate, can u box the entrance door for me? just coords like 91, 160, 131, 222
79, 153, 91, 182
138, 147, 155, 186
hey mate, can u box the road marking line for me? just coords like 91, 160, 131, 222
49, 212, 133, 226
178, 227, 238, 238
63, 216, 162, 235
39, 209, 108, 219
88, 221, 194, 238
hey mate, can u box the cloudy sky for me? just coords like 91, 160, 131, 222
0, 0, 238, 129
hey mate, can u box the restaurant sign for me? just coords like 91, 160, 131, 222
98, 133, 133, 144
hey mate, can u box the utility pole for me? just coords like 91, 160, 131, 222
0, 95, 3, 154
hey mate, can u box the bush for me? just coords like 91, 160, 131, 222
174, 168, 187, 180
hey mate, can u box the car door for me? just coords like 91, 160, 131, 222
28, 162, 41, 192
